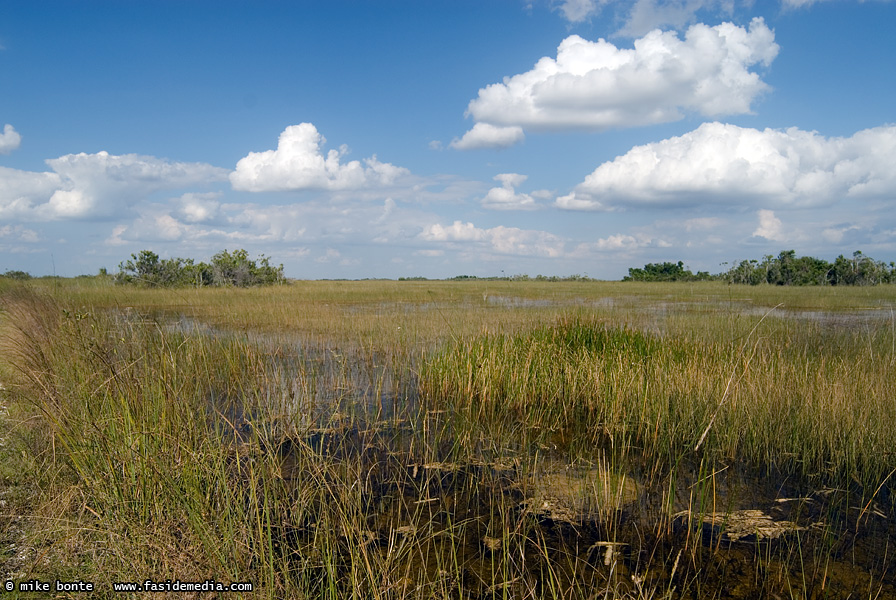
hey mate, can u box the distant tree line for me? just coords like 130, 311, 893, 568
623, 261, 712, 282
508, 274, 593, 282
399, 274, 594, 282
721, 250, 895, 286
622, 251, 894, 286
115, 249, 285, 287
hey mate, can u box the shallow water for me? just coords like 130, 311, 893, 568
259, 418, 896, 598
160, 306, 896, 598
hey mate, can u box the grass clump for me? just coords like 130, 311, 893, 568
420, 313, 896, 495
419, 316, 664, 459
0, 287, 285, 593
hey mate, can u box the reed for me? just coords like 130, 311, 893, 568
1, 278, 894, 598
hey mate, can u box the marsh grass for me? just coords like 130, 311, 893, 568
421, 311, 896, 492
1, 279, 895, 598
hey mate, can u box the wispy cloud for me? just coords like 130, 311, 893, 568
617, 0, 735, 37
555, 0, 605, 23
552, 1, 881, 37
0, 224, 40, 243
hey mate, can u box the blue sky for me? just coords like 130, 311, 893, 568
1, 0, 894, 279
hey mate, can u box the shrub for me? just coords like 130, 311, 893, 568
115, 249, 284, 287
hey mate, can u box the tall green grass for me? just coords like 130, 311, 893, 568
1, 287, 277, 591
420, 312, 896, 493
0, 286, 599, 598
1, 279, 894, 598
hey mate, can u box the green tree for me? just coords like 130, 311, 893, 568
2, 270, 33, 280
624, 261, 709, 282
115, 249, 284, 288
725, 250, 892, 286
116, 250, 162, 285
209, 249, 284, 286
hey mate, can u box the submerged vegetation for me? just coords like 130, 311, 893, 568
1, 278, 895, 598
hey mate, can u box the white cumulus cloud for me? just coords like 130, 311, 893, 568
557, 122, 896, 211
594, 234, 646, 250
46, 151, 228, 219
0, 152, 227, 220
420, 220, 565, 257
0, 124, 22, 154
450, 123, 525, 150
463, 18, 777, 134
481, 173, 540, 210
0, 167, 62, 219
174, 192, 223, 224
571, 232, 670, 256
752, 209, 785, 240
230, 123, 410, 192
421, 221, 487, 243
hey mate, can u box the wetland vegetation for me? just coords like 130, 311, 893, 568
1, 277, 894, 598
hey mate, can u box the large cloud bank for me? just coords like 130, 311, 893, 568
230, 123, 409, 192
0, 152, 227, 220
557, 122, 896, 210
456, 17, 777, 147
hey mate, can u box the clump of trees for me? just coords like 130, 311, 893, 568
623, 261, 712, 282
723, 250, 895, 286
432, 274, 594, 282
115, 249, 285, 287
2, 270, 32, 280
624, 251, 894, 286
